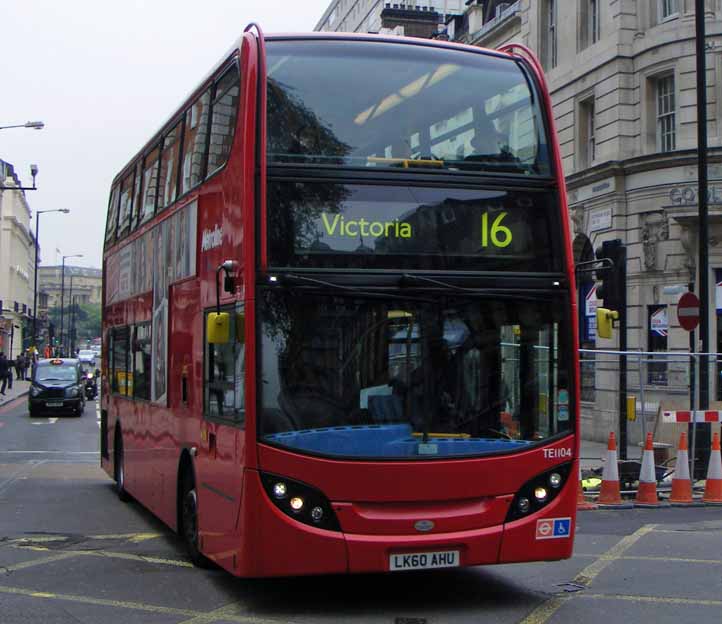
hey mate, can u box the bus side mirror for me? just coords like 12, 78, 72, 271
207, 312, 230, 344
235, 313, 245, 344
596, 307, 619, 339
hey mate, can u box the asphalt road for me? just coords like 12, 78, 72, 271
2, 395, 722, 623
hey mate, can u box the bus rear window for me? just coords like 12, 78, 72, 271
266, 40, 550, 176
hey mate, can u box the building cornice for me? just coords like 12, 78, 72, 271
566, 148, 722, 191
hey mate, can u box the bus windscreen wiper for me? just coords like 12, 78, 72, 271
263, 272, 433, 302
400, 274, 558, 296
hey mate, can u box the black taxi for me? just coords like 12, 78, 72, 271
28, 358, 86, 417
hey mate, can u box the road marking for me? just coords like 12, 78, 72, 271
31, 418, 58, 426
519, 524, 656, 624
0, 585, 299, 623
581, 593, 722, 607
0, 451, 99, 454
177, 602, 293, 624
576, 553, 722, 566
0, 461, 47, 496
1, 551, 79, 573
14, 544, 192, 568
88, 532, 162, 542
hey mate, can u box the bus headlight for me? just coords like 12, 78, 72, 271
273, 482, 288, 499
260, 472, 340, 532
506, 462, 572, 522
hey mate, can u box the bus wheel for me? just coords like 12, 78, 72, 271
181, 475, 212, 568
114, 432, 131, 502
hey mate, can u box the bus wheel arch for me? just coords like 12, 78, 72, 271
177, 450, 212, 568
113, 426, 131, 502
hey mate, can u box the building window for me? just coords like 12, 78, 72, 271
656, 75, 676, 152
660, 0, 679, 20
579, 0, 600, 49
545, 0, 558, 69
578, 97, 596, 168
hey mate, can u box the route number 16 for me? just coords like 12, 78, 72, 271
481, 212, 513, 248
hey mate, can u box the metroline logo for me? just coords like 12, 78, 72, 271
201, 225, 223, 251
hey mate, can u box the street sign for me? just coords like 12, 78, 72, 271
677, 292, 700, 332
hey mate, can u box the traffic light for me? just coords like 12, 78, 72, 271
595, 239, 626, 311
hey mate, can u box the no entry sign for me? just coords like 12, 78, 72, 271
677, 292, 700, 332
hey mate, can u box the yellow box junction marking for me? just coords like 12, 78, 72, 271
520, 524, 656, 624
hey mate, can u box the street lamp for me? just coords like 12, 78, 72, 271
32, 209, 70, 351
0, 121, 44, 131
60, 253, 82, 356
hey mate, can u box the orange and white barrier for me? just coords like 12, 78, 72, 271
663, 410, 722, 423
669, 431, 694, 505
703, 433, 722, 505
598, 432, 626, 506
577, 462, 597, 510
635, 432, 661, 507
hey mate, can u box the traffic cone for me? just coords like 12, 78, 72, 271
577, 462, 597, 510
635, 432, 661, 507
703, 433, 722, 505
669, 431, 694, 505
598, 432, 625, 506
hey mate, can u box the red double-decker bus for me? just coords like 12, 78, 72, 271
101, 26, 579, 577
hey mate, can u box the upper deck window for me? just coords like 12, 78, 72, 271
266, 40, 550, 177
207, 66, 240, 175
182, 89, 211, 194
105, 184, 120, 244
159, 121, 182, 211
140, 146, 160, 226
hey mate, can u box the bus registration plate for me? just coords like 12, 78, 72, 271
389, 550, 459, 571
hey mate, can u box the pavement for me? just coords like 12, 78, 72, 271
0, 378, 30, 407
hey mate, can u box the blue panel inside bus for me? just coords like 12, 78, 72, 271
263, 424, 532, 458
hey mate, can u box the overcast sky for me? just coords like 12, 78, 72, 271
1, 0, 331, 269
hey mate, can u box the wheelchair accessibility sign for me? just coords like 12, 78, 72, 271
535, 517, 571, 540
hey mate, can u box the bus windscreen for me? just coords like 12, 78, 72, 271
266, 40, 551, 176
259, 292, 572, 460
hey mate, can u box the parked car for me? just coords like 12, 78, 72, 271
28, 358, 86, 417
77, 349, 96, 364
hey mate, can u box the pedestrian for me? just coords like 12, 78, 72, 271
15, 353, 24, 380
0, 352, 9, 395
4, 355, 13, 391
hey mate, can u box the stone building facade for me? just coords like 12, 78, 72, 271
316, 0, 722, 443
38, 265, 102, 312
0, 160, 36, 358
315, 0, 465, 33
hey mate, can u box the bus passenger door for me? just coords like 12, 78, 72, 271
198, 305, 246, 556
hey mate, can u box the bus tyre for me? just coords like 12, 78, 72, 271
181, 475, 212, 568
114, 433, 131, 502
